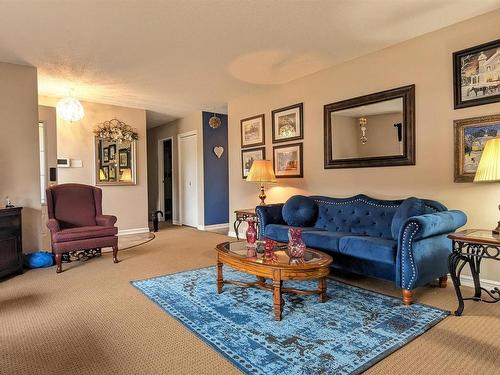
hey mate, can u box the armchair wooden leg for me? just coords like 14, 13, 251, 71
402, 289, 413, 305
55, 254, 62, 273
112, 245, 119, 263
438, 275, 448, 288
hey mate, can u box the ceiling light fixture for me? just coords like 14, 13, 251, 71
56, 91, 84, 122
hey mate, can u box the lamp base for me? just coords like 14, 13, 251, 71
493, 221, 500, 236
258, 184, 266, 206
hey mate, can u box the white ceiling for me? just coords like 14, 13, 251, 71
0, 0, 499, 128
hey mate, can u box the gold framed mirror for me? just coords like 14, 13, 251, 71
95, 137, 137, 185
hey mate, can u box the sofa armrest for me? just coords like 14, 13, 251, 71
396, 210, 467, 290
400, 210, 467, 241
96, 214, 117, 227
255, 204, 285, 238
46, 218, 60, 233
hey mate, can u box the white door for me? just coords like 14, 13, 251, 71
179, 133, 198, 227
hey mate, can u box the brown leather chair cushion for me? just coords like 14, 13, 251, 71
53, 226, 118, 243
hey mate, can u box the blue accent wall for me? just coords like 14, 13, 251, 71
203, 112, 229, 225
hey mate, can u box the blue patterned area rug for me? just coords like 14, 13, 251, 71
131, 267, 448, 375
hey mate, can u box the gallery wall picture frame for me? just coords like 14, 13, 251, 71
102, 166, 109, 181
273, 142, 303, 178
454, 114, 500, 182
103, 147, 110, 163
453, 39, 500, 109
119, 149, 129, 167
241, 147, 266, 179
272, 102, 303, 143
109, 144, 117, 160
240, 114, 265, 148
109, 166, 116, 181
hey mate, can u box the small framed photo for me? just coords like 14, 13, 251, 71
241, 114, 265, 148
103, 147, 109, 163
101, 166, 109, 181
453, 39, 500, 109
109, 166, 116, 181
109, 144, 116, 160
241, 147, 266, 179
454, 114, 500, 182
119, 149, 129, 167
272, 103, 303, 143
273, 143, 303, 178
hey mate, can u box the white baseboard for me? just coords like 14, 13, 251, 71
197, 223, 230, 231
460, 275, 500, 291
118, 227, 150, 236
172, 220, 181, 226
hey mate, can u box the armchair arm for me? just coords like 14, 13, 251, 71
46, 218, 60, 233
396, 210, 467, 290
255, 204, 285, 238
96, 214, 117, 227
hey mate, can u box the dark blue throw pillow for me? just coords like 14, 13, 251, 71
282, 195, 318, 227
391, 197, 426, 240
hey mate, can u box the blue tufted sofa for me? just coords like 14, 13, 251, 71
256, 194, 467, 304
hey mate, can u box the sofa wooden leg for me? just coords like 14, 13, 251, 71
438, 275, 448, 288
55, 254, 62, 273
402, 289, 413, 305
112, 245, 119, 263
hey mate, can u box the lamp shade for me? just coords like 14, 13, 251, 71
56, 96, 84, 122
474, 138, 500, 182
120, 168, 132, 182
246, 160, 276, 183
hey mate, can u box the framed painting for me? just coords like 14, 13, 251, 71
241, 114, 265, 148
453, 39, 500, 109
241, 147, 266, 179
273, 143, 303, 178
272, 102, 303, 143
109, 166, 116, 181
101, 166, 109, 181
454, 114, 500, 182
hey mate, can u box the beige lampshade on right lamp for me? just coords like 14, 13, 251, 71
474, 138, 500, 234
246, 160, 276, 205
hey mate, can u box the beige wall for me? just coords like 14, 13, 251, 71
357, 113, 403, 158
0, 62, 41, 251
228, 9, 500, 282
39, 97, 149, 232
147, 112, 204, 226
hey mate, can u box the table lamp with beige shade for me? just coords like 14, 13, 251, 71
474, 137, 500, 234
246, 160, 276, 205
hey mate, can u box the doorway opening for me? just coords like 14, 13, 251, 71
162, 139, 173, 221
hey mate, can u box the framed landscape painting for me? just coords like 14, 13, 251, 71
454, 114, 500, 182
241, 147, 265, 179
272, 103, 303, 143
453, 39, 500, 109
273, 143, 303, 178
241, 114, 265, 148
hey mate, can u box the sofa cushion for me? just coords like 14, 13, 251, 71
282, 195, 319, 227
53, 226, 118, 243
391, 197, 426, 240
263, 224, 324, 243
302, 231, 353, 252
339, 236, 397, 265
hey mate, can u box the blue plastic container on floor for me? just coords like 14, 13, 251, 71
24, 252, 54, 268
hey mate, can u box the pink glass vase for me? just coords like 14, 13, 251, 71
264, 238, 277, 262
246, 219, 257, 245
287, 228, 305, 259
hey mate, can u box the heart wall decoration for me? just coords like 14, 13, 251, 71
213, 146, 224, 158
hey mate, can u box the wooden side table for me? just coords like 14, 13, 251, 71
233, 208, 258, 240
448, 229, 500, 316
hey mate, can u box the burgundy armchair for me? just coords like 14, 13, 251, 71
46, 183, 119, 273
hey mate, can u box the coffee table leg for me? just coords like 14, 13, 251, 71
318, 277, 327, 303
272, 269, 282, 321
216, 258, 223, 294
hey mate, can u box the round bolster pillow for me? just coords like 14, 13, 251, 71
282, 195, 318, 227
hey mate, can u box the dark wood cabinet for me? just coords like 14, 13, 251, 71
0, 207, 23, 279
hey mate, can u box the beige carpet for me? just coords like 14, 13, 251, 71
1, 226, 499, 374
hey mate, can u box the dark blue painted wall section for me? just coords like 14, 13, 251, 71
202, 112, 229, 225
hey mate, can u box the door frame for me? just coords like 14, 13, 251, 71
157, 136, 175, 223
177, 130, 198, 227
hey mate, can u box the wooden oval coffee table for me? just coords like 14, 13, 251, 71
215, 241, 333, 320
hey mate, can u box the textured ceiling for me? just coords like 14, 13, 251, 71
0, 0, 499, 127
